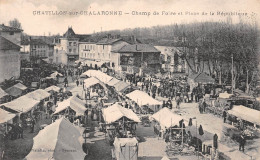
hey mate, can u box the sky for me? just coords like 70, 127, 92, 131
0, 0, 259, 35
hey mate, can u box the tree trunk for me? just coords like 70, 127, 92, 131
246, 69, 249, 93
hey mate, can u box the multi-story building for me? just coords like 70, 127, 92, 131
79, 34, 129, 68
112, 44, 161, 75
0, 24, 22, 46
0, 24, 22, 83
54, 27, 90, 65
29, 39, 55, 63
0, 36, 21, 83
155, 46, 187, 73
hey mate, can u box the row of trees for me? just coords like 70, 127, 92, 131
96, 20, 259, 93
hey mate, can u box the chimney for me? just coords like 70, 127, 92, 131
132, 35, 137, 44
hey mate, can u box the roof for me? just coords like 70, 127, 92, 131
228, 105, 260, 125
29, 39, 54, 46
0, 36, 21, 50
1, 96, 40, 113
189, 72, 215, 84
118, 44, 161, 53
96, 38, 123, 45
151, 107, 184, 128
26, 118, 85, 160
25, 89, 50, 101
0, 24, 23, 32
126, 90, 162, 106
63, 27, 76, 38
103, 103, 141, 124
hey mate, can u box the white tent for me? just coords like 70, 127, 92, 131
25, 118, 86, 160
126, 90, 162, 106
70, 96, 87, 116
113, 137, 138, 160
53, 96, 87, 116
228, 105, 260, 126
0, 108, 16, 124
103, 103, 141, 124
53, 98, 71, 115
45, 85, 60, 92
84, 77, 100, 88
81, 70, 113, 84
25, 89, 50, 101
1, 96, 40, 113
151, 108, 184, 128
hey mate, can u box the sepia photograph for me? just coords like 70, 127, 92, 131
0, 0, 260, 159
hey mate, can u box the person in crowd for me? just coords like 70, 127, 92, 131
76, 79, 79, 86
30, 118, 35, 133
239, 134, 246, 152
222, 110, 227, 123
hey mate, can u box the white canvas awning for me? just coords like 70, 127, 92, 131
45, 85, 61, 92
0, 108, 16, 124
25, 89, 50, 101
1, 96, 40, 113
53, 98, 71, 114
53, 96, 87, 116
126, 90, 162, 106
70, 96, 87, 116
228, 105, 260, 125
26, 118, 85, 160
13, 83, 27, 90
81, 70, 113, 83
151, 108, 184, 128
103, 103, 140, 124
84, 77, 101, 88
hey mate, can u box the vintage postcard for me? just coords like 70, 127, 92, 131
0, 0, 260, 160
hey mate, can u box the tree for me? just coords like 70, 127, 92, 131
8, 18, 22, 29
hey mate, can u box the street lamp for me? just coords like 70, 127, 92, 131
192, 117, 199, 160
231, 53, 234, 94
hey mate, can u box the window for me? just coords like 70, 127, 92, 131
69, 49, 72, 52
73, 48, 76, 53
73, 42, 77, 46
69, 42, 72, 46
85, 45, 86, 49
9, 32, 14, 35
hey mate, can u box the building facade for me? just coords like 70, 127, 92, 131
113, 44, 161, 75
29, 39, 55, 64
54, 27, 90, 65
79, 36, 129, 69
0, 36, 21, 83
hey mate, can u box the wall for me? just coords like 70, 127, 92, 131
0, 49, 20, 83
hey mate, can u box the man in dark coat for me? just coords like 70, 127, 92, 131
239, 134, 246, 152
223, 110, 227, 123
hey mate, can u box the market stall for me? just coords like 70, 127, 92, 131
25, 118, 86, 160
44, 85, 60, 93
1, 95, 40, 113
0, 88, 8, 103
113, 137, 138, 160
0, 108, 16, 124
84, 77, 101, 89
126, 90, 162, 113
5, 83, 27, 97
113, 81, 130, 93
